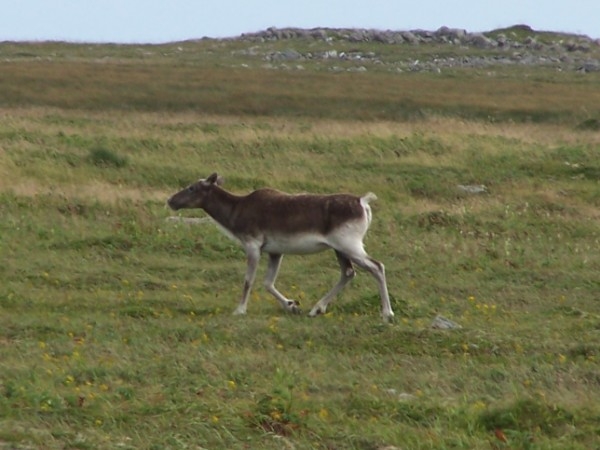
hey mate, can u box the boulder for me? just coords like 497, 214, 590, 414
466, 33, 496, 48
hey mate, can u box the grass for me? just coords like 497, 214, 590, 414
1, 38, 600, 449
2, 37, 600, 124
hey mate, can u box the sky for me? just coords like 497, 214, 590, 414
1, 1, 599, 44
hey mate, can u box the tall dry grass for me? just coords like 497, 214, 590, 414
1, 59, 599, 124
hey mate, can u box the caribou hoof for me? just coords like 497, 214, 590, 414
232, 306, 247, 316
382, 311, 395, 323
286, 300, 302, 315
308, 306, 326, 317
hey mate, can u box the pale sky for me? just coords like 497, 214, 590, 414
1, 0, 599, 44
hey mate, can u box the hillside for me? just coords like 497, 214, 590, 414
235, 25, 600, 73
1, 26, 600, 126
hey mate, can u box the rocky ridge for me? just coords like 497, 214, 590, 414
229, 25, 600, 73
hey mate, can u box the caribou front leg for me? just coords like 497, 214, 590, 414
233, 245, 260, 315
264, 253, 301, 314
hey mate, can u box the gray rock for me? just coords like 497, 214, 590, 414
566, 40, 591, 52
400, 31, 420, 44
436, 26, 467, 41
431, 315, 462, 330
347, 31, 365, 42
496, 33, 509, 47
466, 33, 496, 48
232, 26, 600, 73
310, 28, 328, 40
577, 61, 600, 72
458, 184, 488, 194
267, 49, 302, 61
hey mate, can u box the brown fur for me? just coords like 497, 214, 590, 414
168, 176, 366, 238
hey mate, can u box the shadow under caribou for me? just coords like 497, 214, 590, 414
167, 173, 394, 320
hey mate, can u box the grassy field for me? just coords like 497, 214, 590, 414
1, 37, 600, 449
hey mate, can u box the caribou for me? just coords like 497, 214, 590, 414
167, 173, 394, 320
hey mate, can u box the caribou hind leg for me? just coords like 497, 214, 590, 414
348, 253, 394, 320
308, 251, 356, 316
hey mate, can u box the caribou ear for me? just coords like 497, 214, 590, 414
206, 173, 219, 184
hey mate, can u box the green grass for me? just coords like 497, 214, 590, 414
1, 39, 600, 449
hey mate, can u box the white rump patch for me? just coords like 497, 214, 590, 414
361, 192, 377, 205
360, 193, 377, 228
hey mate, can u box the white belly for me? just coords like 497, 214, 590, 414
261, 233, 330, 254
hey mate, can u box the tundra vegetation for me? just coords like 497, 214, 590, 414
1, 27, 600, 449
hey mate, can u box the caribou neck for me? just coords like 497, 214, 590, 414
202, 186, 243, 231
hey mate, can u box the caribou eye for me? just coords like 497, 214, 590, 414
187, 186, 195, 193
